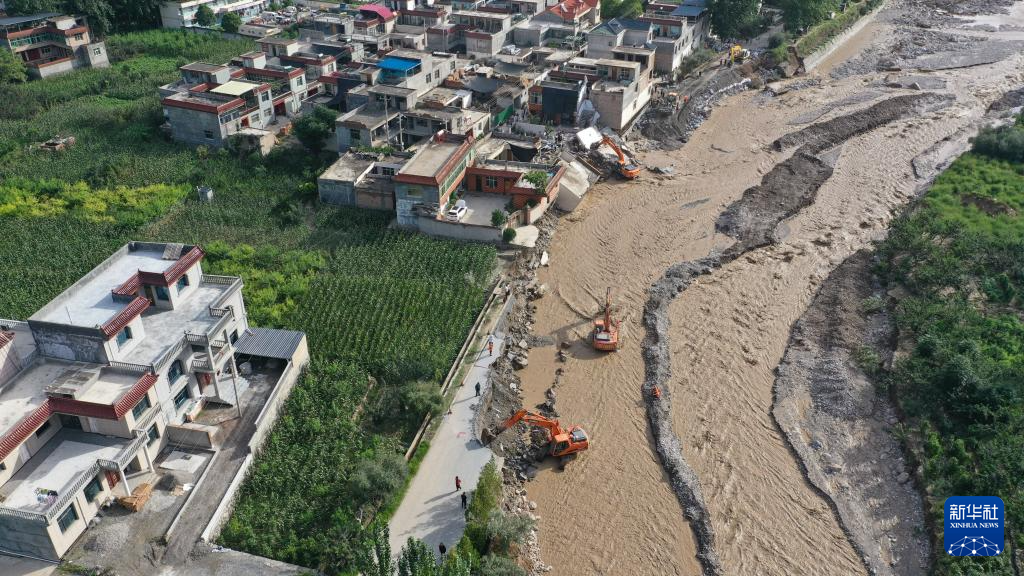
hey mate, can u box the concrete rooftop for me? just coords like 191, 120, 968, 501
400, 139, 465, 178
122, 282, 234, 367
31, 246, 184, 329
1, 430, 126, 513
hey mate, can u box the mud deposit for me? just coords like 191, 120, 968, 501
511, 0, 1024, 573
774, 251, 931, 576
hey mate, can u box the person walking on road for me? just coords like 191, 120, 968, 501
455, 476, 462, 491
475, 381, 481, 396
487, 336, 494, 356
438, 542, 446, 557
461, 492, 468, 509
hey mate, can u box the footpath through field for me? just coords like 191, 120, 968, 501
388, 337, 504, 557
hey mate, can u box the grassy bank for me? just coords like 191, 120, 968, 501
0, 29, 496, 573
877, 120, 1024, 574
769, 0, 882, 64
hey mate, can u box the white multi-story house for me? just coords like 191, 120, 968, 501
160, 0, 271, 29
0, 241, 308, 561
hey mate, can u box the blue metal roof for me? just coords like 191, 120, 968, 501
681, 0, 708, 6
377, 56, 420, 73
670, 4, 706, 17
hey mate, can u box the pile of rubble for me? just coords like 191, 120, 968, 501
475, 214, 564, 575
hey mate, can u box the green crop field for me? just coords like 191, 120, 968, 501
878, 130, 1024, 574
0, 30, 496, 574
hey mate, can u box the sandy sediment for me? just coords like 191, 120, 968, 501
773, 250, 931, 575
513, 1, 1024, 573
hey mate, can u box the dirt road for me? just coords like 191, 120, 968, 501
517, 1, 1024, 574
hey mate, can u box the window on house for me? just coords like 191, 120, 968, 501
57, 504, 78, 533
93, 47, 102, 56
485, 176, 498, 189
230, 330, 239, 344
416, 118, 428, 127
131, 394, 151, 421
176, 274, 190, 293
349, 129, 361, 142
84, 476, 102, 502
174, 386, 191, 410
155, 285, 170, 301
191, 344, 205, 353
381, 166, 395, 176
204, 130, 215, 139
0, 462, 6, 471
297, 76, 304, 85
41, 46, 51, 54
35, 420, 52, 437
168, 359, 184, 384
261, 92, 270, 102
74, 33, 83, 41
59, 414, 82, 429
116, 326, 133, 348
147, 423, 160, 446
405, 186, 423, 198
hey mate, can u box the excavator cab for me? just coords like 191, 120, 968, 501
483, 409, 590, 470
592, 287, 621, 351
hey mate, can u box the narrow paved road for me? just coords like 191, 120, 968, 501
388, 337, 504, 558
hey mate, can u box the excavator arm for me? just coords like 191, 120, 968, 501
482, 409, 564, 444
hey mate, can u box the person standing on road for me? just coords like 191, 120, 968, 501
439, 542, 446, 556
455, 476, 462, 491
487, 336, 494, 356
475, 382, 481, 396
461, 492, 468, 509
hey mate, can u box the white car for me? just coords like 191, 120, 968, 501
446, 205, 468, 222
502, 45, 522, 55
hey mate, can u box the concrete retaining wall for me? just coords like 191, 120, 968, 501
417, 215, 502, 243
199, 358, 305, 543
166, 423, 217, 450
804, 2, 885, 72
249, 361, 299, 453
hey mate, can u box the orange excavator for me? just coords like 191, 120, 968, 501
591, 287, 621, 351
482, 409, 590, 468
602, 135, 641, 179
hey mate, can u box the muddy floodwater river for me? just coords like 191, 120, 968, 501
515, 0, 1024, 574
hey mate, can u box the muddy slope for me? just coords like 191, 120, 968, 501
773, 250, 931, 576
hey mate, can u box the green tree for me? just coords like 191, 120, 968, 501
221, 11, 242, 33
359, 521, 395, 576
292, 105, 338, 154
67, 0, 114, 37
398, 538, 437, 576
196, 4, 216, 26
350, 451, 408, 510
0, 49, 27, 85
709, 0, 761, 39
522, 170, 548, 191
778, 0, 838, 31
5, 0, 61, 15
601, 0, 642, 19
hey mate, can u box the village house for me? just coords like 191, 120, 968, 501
159, 0, 271, 29
0, 242, 308, 561
393, 131, 476, 227
0, 13, 108, 80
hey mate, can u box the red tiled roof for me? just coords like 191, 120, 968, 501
0, 403, 53, 462
0, 331, 13, 350
0, 371, 158, 460
547, 0, 598, 20
113, 373, 158, 419
112, 274, 140, 297
100, 296, 149, 339
360, 4, 395, 20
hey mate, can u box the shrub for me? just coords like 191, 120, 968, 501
478, 554, 526, 576
196, 5, 215, 26
485, 510, 535, 555
502, 227, 517, 243
221, 12, 242, 33
491, 209, 507, 228
349, 452, 408, 511
768, 33, 787, 49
